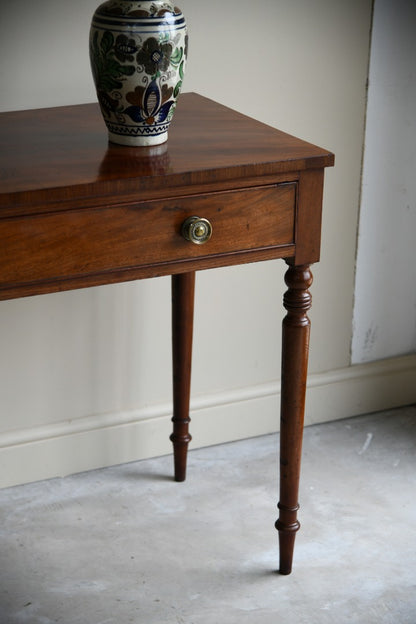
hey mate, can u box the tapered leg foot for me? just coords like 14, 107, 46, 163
276, 263, 313, 574
275, 504, 300, 575
170, 436, 191, 483
170, 272, 195, 482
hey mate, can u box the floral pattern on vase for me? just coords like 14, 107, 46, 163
90, 1, 187, 146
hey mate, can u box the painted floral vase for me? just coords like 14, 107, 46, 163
90, 1, 188, 146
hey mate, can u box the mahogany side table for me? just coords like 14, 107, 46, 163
0, 93, 334, 574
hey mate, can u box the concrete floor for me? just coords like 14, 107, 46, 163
0, 405, 415, 624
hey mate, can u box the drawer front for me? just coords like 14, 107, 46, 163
0, 184, 295, 289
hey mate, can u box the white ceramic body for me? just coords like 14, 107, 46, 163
90, 1, 187, 146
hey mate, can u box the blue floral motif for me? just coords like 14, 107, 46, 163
125, 80, 174, 124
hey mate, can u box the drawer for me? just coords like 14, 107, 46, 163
0, 183, 296, 290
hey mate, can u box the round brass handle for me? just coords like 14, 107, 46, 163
181, 216, 213, 245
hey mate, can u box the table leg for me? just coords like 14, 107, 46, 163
170, 272, 195, 482
275, 263, 313, 574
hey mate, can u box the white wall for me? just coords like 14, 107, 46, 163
1, 0, 415, 488
352, 0, 416, 363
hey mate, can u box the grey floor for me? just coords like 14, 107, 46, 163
1, 405, 415, 624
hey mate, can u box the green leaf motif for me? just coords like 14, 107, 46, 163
119, 65, 136, 76
100, 76, 123, 91
173, 80, 182, 98
92, 30, 135, 93
101, 31, 114, 55
171, 47, 183, 66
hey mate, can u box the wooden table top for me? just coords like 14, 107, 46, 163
0, 93, 334, 215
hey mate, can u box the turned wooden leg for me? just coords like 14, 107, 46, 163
170, 272, 195, 482
275, 263, 313, 574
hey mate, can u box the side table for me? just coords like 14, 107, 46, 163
0, 93, 334, 574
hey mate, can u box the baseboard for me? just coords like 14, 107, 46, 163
1, 354, 415, 489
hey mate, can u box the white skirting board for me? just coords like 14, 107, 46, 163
1, 354, 415, 489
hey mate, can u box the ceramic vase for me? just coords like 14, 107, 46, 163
90, 1, 188, 146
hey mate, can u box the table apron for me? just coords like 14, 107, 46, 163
0, 183, 297, 299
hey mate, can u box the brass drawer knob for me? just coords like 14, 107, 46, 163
181, 216, 212, 245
